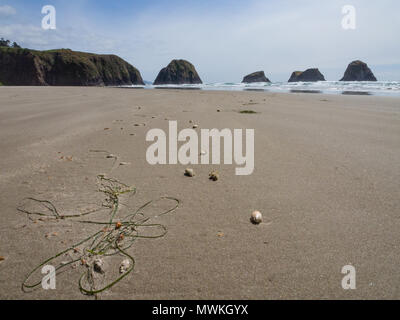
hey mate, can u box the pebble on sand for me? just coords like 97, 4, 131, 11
119, 259, 130, 274
184, 168, 195, 177
250, 211, 263, 225
209, 171, 219, 181
93, 258, 105, 274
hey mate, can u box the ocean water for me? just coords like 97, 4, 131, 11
128, 81, 400, 96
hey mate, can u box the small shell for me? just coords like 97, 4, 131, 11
184, 168, 195, 177
119, 259, 130, 274
209, 171, 219, 181
250, 210, 263, 225
93, 258, 105, 274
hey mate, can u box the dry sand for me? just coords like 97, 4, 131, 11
0, 87, 399, 299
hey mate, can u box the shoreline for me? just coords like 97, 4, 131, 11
3, 85, 400, 98
113, 84, 400, 97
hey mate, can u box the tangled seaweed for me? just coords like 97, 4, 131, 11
17, 175, 180, 296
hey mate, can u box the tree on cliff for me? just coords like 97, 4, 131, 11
0, 38, 21, 48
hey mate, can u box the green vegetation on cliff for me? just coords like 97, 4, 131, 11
0, 47, 144, 86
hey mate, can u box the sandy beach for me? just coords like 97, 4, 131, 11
0, 87, 399, 299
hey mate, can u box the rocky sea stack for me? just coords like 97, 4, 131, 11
242, 71, 271, 83
340, 60, 377, 81
0, 47, 144, 86
153, 59, 202, 85
288, 68, 325, 82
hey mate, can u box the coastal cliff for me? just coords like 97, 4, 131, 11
0, 47, 144, 86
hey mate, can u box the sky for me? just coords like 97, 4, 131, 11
0, 0, 399, 82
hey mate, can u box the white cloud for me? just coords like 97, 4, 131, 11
109, 0, 400, 82
1, 0, 399, 81
0, 23, 122, 52
0, 5, 16, 17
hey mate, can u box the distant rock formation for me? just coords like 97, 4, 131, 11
340, 60, 377, 81
153, 59, 202, 85
0, 48, 144, 86
288, 68, 326, 82
242, 71, 271, 83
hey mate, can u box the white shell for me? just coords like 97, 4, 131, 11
251, 211, 263, 224
119, 259, 130, 274
93, 258, 105, 274
209, 171, 219, 181
184, 168, 195, 177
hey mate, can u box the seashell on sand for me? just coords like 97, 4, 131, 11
119, 259, 131, 274
93, 258, 105, 274
184, 168, 195, 177
209, 171, 219, 181
250, 210, 263, 225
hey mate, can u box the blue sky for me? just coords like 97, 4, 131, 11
1, 0, 399, 82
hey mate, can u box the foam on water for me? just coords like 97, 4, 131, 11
123, 81, 400, 96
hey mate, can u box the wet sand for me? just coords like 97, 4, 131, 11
0, 87, 399, 299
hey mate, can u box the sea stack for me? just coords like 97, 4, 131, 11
288, 68, 325, 82
153, 59, 202, 85
0, 47, 144, 86
340, 60, 377, 81
242, 71, 271, 83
